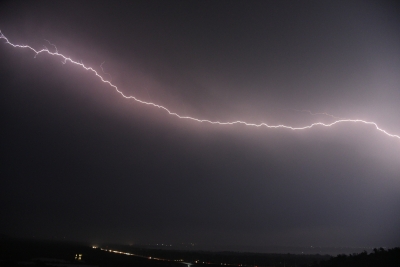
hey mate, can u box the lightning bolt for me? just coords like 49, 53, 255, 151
1, 31, 399, 141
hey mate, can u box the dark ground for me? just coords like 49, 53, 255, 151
0, 236, 329, 267
0, 237, 398, 267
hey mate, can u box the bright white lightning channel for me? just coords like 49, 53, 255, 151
1, 31, 399, 141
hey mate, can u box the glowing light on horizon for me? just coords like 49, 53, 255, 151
1, 31, 399, 141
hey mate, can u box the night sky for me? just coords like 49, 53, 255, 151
1, 1, 400, 250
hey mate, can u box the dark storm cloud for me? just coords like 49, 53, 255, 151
1, 0, 399, 249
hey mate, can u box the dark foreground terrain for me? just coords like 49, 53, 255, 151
0, 237, 398, 267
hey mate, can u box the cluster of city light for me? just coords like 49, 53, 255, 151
95, 246, 262, 267
98, 247, 181, 262
1, 31, 399, 141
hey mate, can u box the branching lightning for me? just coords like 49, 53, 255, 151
287, 109, 345, 120
1, 31, 399, 141
100, 61, 112, 82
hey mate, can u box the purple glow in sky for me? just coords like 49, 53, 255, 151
0, 0, 399, 251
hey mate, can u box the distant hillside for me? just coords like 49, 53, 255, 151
310, 247, 400, 267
